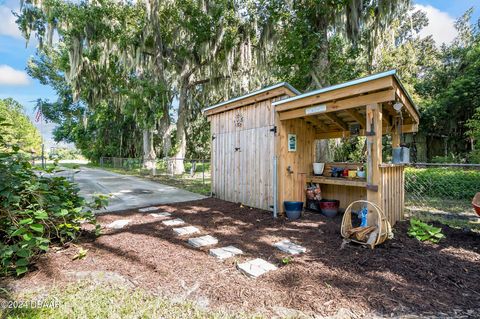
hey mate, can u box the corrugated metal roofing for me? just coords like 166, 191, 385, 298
202, 82, 301, 113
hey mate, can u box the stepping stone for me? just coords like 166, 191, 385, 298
138, 206, 159, 213
106, 220, 131, 229
273, 240, 307, 255
173, 226, 200, 236
162, 218, 185, 226
209, 246, 243, 259
188, 235, 218, 248
237, 258, 277, 278
149, 212, 171, 218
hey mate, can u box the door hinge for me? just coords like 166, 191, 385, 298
234, 147, 240, 152
212, 135, 216, 140
270, 126, 277, 133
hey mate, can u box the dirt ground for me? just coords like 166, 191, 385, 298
5, 198, 480, 318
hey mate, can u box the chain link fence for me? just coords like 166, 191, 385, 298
99, 157, 211, 195
100, 157, 210, 178
405, 163, 480, 222
98, 157, 480, 221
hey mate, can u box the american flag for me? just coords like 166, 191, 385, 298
35, 107, 42, 123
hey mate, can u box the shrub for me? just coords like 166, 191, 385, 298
431, 153, 465, 164
0, 119, 104, 276
405, 167, 480, 200
467, 150, 480, 164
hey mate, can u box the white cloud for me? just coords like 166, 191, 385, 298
0, 3, 22, 39
0, 64, 30, 85
414, 4, 458, 45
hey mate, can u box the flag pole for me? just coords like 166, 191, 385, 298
40, 103, 45, 169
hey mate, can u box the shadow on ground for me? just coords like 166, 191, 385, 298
8, 198, 480, 318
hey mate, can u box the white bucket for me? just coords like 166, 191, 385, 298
313, 163, 325, 175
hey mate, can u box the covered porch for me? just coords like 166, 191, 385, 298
273, 70, 420, 225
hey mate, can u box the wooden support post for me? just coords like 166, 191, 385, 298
366, 104, 383, 209
392, 117, 401, 148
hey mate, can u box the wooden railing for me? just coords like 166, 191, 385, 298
380, 164, 405, 225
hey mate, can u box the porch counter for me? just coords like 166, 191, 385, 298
306, 175, 367, 188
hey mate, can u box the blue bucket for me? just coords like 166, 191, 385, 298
284, 201, 303, 220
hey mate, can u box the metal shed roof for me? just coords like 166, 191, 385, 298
202, 82, 301, 113
272, 70, 418, 114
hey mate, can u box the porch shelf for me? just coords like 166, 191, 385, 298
306, 176, 367, 188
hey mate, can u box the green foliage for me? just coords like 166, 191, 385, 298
371, 8, 480, 162
17, 0, 480, 165
331, 137, 366, 163
467, 150, 480, 164
48, 147, 83, 160
431, 154, 464, 164
405, 167, 480, 201
0, 99, 42, 154
186, 116, 211, 159
415, 10, 480, 161
18, 0, 413, 165
0, 120, 103, 276
72, 247, 88, 261
466, 107, 480, 163
266, 0, 412, 89
374, 8, 438, 100
281, 256, 293, 265
408, 218, 445, 243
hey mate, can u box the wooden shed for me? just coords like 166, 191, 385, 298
203, 70, 419, 226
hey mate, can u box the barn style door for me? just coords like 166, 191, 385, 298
211, 120, 274, 211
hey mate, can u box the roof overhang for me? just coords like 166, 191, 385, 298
203, 82, 300, 116
273, 70, 419, 121
272, 70, 420, 138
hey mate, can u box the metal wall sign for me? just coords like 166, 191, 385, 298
288, 134, 297, 152
305, 104, 327, 115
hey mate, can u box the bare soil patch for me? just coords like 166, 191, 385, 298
5, 198, 480, 317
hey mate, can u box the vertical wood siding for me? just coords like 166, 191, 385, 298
380, 165, 405, 225
209, 99, 275, 210
276, 118, 316, 210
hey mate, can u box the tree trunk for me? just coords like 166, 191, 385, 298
162, 124, 175, 157
173, 82, 188, 174
143, 129, 156, 173
158, 102, 175, 158
316, 139, 332, 162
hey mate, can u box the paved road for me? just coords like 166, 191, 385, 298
71, 167, 205, 212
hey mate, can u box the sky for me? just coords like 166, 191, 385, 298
0, 0, 479, 149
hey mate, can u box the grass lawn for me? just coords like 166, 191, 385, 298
146, 174, 211, 196
32, 163, 84, 170
1, 282, 257, 319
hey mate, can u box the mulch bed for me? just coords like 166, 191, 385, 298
6, 198, 480, 317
